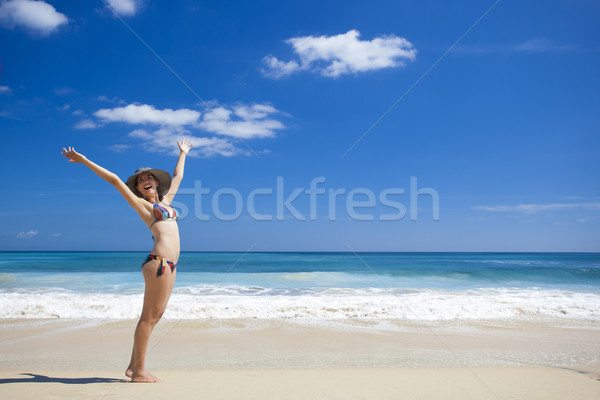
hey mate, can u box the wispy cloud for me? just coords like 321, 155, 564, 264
58, 101, 75, 111
455, 38, 590, 55
107, 143, 131, 153
0, 85, 12, 94
74, 119, 100, 129
0, 0, 68, 36
261, 29, 416, 78
512, 38, 576, 53
104, 0, 141, 17
54, 86, 74, 95
82, 101, 288, 157
0, 110, 24, 120
472, 202, 600, 214
98, 95, 127, 105
16, 230, 38, 239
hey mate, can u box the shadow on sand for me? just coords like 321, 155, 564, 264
0, 373, 126, 384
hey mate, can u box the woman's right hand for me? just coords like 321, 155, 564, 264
61, 147, 87, 163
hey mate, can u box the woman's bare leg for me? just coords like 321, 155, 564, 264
126, 260, 176, 382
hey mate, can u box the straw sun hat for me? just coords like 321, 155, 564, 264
125, 167, 172, 198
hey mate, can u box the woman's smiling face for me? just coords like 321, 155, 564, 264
136, 172, 158, 197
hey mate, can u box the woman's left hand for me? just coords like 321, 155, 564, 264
177, 138, 193, 155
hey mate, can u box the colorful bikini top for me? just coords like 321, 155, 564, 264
150, 202, 179, 228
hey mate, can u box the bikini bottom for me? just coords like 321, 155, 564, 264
142, 254, 177, 277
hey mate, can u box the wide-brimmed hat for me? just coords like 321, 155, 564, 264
125, 167, 172, 198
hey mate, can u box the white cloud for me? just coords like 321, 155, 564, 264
261, 56, 301, 79
93, 102, 286, 138
191, 136, 242, 157
74, 119, 99, 129
88, 101, 287, 157
262, 29, 416, 78
127, 128, 151, 139
0, 0, 68, 35
233, 104, 281, 120
0, 85, 12, 94
471, 202, 600, 214
105, 0, 140, 17
95, 103, 201, 126
199, 104, 285, 139
17, 230, 38, 239
127, 127, 242, 158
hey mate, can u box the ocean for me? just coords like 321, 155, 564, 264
1, 252, 599, 323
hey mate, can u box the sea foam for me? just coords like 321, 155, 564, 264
1, 286, 599, 322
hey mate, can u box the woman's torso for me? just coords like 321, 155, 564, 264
142, 201, 181, 263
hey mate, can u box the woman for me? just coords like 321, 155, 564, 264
61, 139, 193, 383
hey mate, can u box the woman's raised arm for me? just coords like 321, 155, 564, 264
61, 147, 146, 213
162, 139, 193, 204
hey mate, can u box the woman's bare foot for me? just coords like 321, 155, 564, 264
131, 370, 161, 383
125, 368, 133, 378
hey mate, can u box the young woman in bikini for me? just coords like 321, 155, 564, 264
61, 139, 193, 382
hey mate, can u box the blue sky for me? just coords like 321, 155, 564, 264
1, 0, 598, 252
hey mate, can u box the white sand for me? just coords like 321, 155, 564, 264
0, 318, 599, 399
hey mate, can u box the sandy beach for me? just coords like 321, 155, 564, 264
1, 318, 599, 399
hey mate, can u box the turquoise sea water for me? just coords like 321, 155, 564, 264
1, 252, 599, 321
